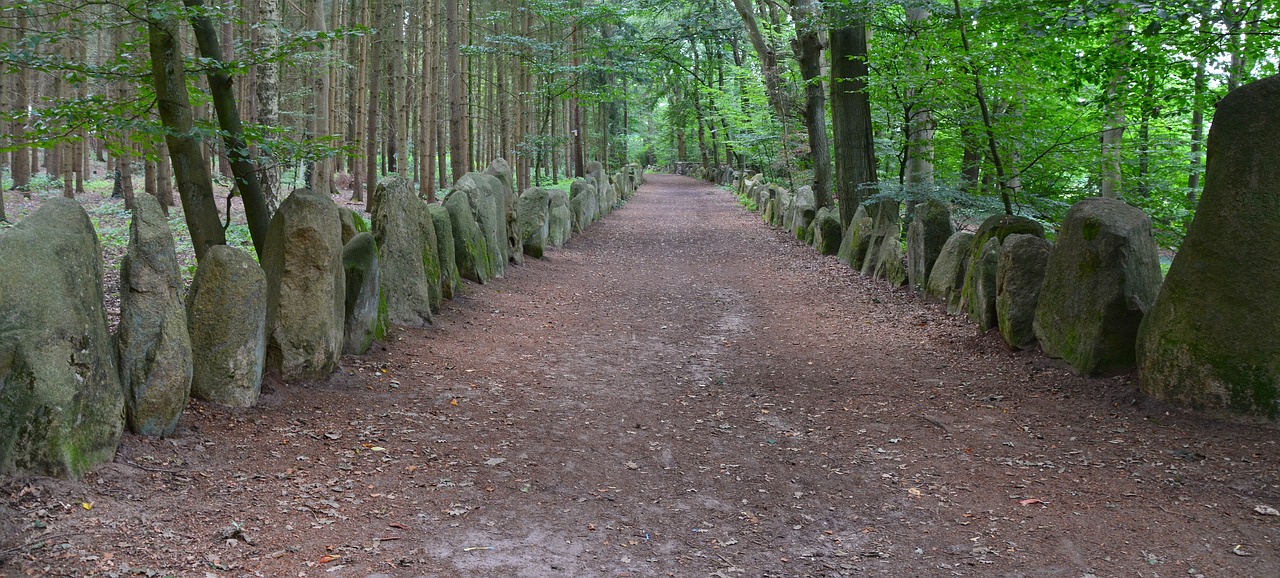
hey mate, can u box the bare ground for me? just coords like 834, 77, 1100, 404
2, 173, 1279, 577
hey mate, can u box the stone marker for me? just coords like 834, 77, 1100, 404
518, 187, 551, 258
1034, 198, 1162, 374
995, 234, 1051, 349
925, 231, 975, 315
1137, 74, 1280, 422
427, 203, 461, 300
342, 232, 381, 355
812, 207, 844, 256
188, 246, 267, 407
455, 172, 509, 274
371, 176, 433, 324
548, 189, 572, 247
906, 200, 954, 293
0, 198, 123, 478
960, 214, 1044, 326
484, 158, 524, 266
262, 188, 345, 381
836, 205, 871, 268
444, 188, 494, 283
117, 194, 193, 437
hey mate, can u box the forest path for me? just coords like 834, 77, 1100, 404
4, 174, 1279, 577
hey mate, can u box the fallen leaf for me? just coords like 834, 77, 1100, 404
81, 502, 94, 510
318, 555, 341, 564
450, 399, 459, 407
1019, 498, 1044, 506
370, 446, 386, 452
484, 457, 506, 466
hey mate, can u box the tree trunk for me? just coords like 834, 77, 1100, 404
731, 0, 787, 121
792, 0, 831, 208
183, 0, 270, 256
952, 0, 1012, 215
254, 0, 282, 212
148, 9, 226, 260
828, 11, 877, 226
1188, 55, 1206, 202
446, 0, 467, 182
365, 0, 382, 209
309, 0, 333, 195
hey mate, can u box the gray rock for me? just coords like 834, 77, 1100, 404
187, 246, 267, 408
443, 188, 494, 283
873, 234, 909, 287
483, 158, 523, 266
570, 179, 599, 232
996, 234, 1051, 349
427, 203, 460, 300
906, 200, 954, 293
1034, 198, 1162, 374
547, 189, 572, 248
0, 198, 123, 478
117, 194, 192, 437
836, 205, 870, 267
925, 231, 976, 315
812, 206, 844, 256
518, 187, 551, 258
342, 232, 381, 355
960, 214, 1044, 326
1137, 75, 1280, 422
455, 172, 508, 276
262, 188, 345, 381
370, 176, 433, 325
971, 238, 1002, 331
789, 186, 817, 242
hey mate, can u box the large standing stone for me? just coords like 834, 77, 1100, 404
1137, 75, 1280, 422
262, 188, 345, 381
971, 238, 1002, 330
455, 172, 508, 275
117, 194, 192, 437
925, 231, 975, 315
370, 176, 433, 325
518, 187, 551, 258
570, 179, 599, 232
428, 203, 461, 300
585, 160, 605, 194
812, 207, 843, 256
960, 214, 1044, 325
789, 186, 817, 243
187, 246, 267, 407
0, 198, 123, 478
836, 205, 871, 268
1034, 198, 1162, 374
484, 158, 524, 266
342, 232, 381, 355
413, 201, 443, 311
996, 234, 1051, 349
906, 200, 954, 293
444, 189, 495, 283
872, 234, 909, 286
548, 189, 572, 247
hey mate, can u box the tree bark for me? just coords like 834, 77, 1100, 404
828, 11, 877, 226
792, 0, 831, 208
731, 0, 787, 121
148, 9, 226, 260
952, 0, 1012, 215
309, 0, 333, 195
446, 0, 467, 182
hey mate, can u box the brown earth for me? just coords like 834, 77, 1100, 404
2, 173, 1279, 577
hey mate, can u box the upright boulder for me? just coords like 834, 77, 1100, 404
812, 207, 843, 255
925, 231, 975, 315
443, 189, 494, 283
906, 200, 954, 293
0, 198, 123, 478
836, 205, 871, 268
187, 246, 267, 407
1137, 74, 1280, 422
585, 160, 605, 193
1034, 198, 1162, 374
370, 176, 433, 325
342, 232, 381, 355
960, 214, 1044, 325
484, 158, 523, 266
996, 234, 1051, 349
518, 187, 551, 258
570, 179, 599, 232
547, 189, 572, 247
789, 186, 817, 242
872, 234, 909, 286
970, 238, 1002, 329
455, 172, 508, 274
262, 188, 345, 381
428, 203, 461, 300
117, 194, 192, 437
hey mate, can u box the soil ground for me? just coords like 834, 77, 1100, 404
2, 173, 1280, 578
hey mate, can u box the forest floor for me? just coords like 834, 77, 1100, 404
3, 174, 1280, 578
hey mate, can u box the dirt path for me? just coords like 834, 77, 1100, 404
4, 174, 1279, 577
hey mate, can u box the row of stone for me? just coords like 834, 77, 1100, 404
0, 158, 644, 479
733, 73, 1279, 429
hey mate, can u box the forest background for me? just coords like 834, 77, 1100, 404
0, 0, 1275, 256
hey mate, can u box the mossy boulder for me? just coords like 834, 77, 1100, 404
547, 189, 572, 247
455, 172, 508, 276
1137, 74, 1280, 423
263, 188, 345, 381
996, 234, 1051, 350
341, 232, 381, 355
483, 158, 523, 266
770, 186, 791, 227
812, 206, 844, 256
872, 235, 908, 287
569, 179, 599, 232
906, 200, 954, 294
1034, 198, 1162, 374
789, 186, 817, 241
960, 214, 1044, 325
187, 246, 267, 407
971, 238, 1002, 330
836, 205, 871, 268
370, 176, 433, 325
861, 221, 901, 277
518, 187, 551, 259
925, 231, 975, 315
427, 203, 460, 300
443, 189, 494, 284
117, 194, 192, 437
0, 198, 123, 478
